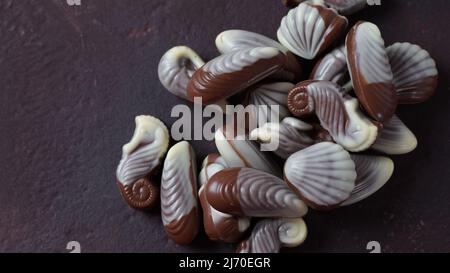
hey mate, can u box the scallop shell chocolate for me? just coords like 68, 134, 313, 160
341, 155, 394, 206
250, 117, 315, 159
371, 115, 417, 155
387, 42, 438, 104
158, 46, 205, 100
277, 2, 348, 60
205, 167, 308, 218
287, 80, 378, 152
187, 47, 285, 105
346, 21, 398, 122
161, 141, 199, 244
237, 218, 307, 253
215, 125, 282, 177
215, 30, 302, 81
116, 115, 169, 210
310, 45, 348, 85
284, 142, 357, 210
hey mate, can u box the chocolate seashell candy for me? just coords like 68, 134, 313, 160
310, 44, 348, 85
161, 141, 199, 244
371, 115, 417, 155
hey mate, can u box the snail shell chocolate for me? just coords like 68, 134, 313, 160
116, 115, 169, 209
215, 125, 282, 177
215, 30, 302, 81
243, 82, 294, 125
158, 46, 205, 100
341, 155, 394, 206
387, 42, 438, 104
346, 21, 398, 122
371, 115, 417, 155
324, 0, 367, 15
161, 141, 199, 244
237, 218, 307, 253
250, 117, 315, 159
187, 47, 285, 105
310, 45, 348, 85
284, 142, 356, 210
287, 80, 378, 152
205, 167, 308, 218
277, 2, 348, 60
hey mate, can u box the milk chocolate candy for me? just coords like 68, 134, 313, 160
310, 45, 348, 85
205, 168, 308, 218
237, 218, 307, 253
161, 141, 199, 244
346, 21, 398, 122
284, 142, 357, 210
215, 125, 282, 177
371, 115, 417, 155
198, 154, 250, 243
215, 30, 302, 81
187, 47, 285, 105
324, 0, 367, 15
277, 2, 348, 60
287, 80, 378, 152
116, 115, 169, 210
250, 117, 315, 159
387, 42, 438, 104
341, 155, 394, 206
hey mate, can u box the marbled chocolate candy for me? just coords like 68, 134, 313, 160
161, 141, 199, 244
277, 2, 348, 60
287, 80, 378, 152
325, 0, 367, 15
237, 218, 307, 253
205, 167, 308, 218
284, 142, 356, 210
371, 115, 417, 155
346, 21, 397, 122
387, 42, 438, 104
116, 115, 169, 210
310, 45, 348, 85
187, 47, 285, 105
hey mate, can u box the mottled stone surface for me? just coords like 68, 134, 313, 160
0, 0, 449, 253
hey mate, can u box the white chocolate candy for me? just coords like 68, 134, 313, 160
372, 115, 418, 155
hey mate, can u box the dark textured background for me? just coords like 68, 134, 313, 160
0, 0, 449, 253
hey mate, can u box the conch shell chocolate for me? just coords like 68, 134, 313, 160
161, 141, 199, 244
116, 115, 169, 210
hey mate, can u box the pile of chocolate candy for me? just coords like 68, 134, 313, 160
115, 0, 438, 253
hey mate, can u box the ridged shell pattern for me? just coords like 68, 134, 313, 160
371, 115, 417, 155
246, 82, 294, 125
306, 81, 378, 152
284, 142, 357, 208
250, 117, 315, 159
116, 116, 169, 186
387, 42, 438, 104
236, 168, 308, 217
158, 46, 205, 99
311, 45, 348, 84
237, 218, 307, 253
341, 155, 394, 206
161, 141, 197, 225
277, 2, 348, 59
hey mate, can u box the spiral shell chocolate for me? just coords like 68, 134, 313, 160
205, 167, 308, 218
161, 141, 199, 244
387, 42, 438, 104
341, 155, 394, 206
284, 142, 357, 210
187, 47, 285, 104
277, 2, 348, 60
346, 21, 398, 122
310, 44, 348, 85
237, 218, 307, 253
116, 115, 169, 209
287, 80, 378, 152
371, 115, 418, 155
251, 117, 315, 159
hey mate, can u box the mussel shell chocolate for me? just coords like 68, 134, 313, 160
187, 47, 285, 104
346, 21, 398, 122
277, 2, 348, 60
387, 42, 438, 104
310, 44, 348, 85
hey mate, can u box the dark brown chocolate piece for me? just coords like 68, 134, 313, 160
187, 47, 285, 105
117, 178, 159, 210
346, 21, 398, 122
